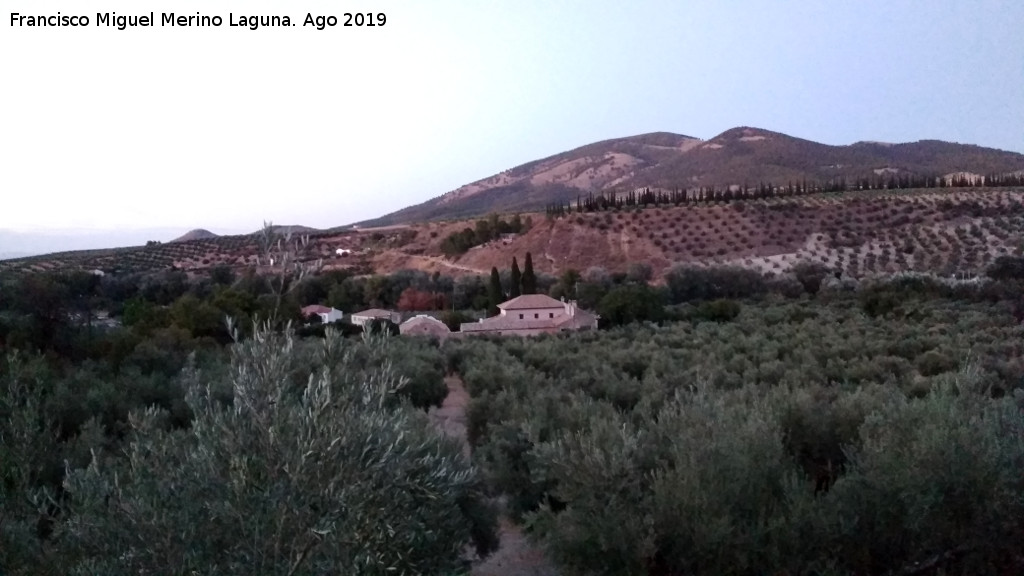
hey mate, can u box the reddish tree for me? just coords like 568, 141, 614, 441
397, 288, 446, 311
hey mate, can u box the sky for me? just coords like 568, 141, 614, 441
2, 0, 1022, 252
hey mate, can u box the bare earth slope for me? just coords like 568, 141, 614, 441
361, 132, 702, 225
359, 127, 1024, 226
373, 188, 1024, 281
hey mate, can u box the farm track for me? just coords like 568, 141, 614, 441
428, 376, 560, 576
417, 254, 489, 275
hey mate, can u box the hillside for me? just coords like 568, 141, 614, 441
253, 225, 322, 236
6, 188, 1024, 282
0, 226, 386, 277
360, 127, 1024, 226
171, 229, 219, 242
397, 188, 1024, 280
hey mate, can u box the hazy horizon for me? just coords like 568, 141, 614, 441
0, 227, 254, 260
3, 0, 1022, 254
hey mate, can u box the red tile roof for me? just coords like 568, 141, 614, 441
352, 308, 397, 318
301, 305, 333, 316
497, 294, 565, 310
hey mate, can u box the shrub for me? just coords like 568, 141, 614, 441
664, 265, 766, 303
822, 384, 1024, 574
365, 318, 399, 336
597, 285, 667, 327
371, 337, 449, 409
529, 385, 811, 576
915, 349, 960, 377
49, 327, 497, 574
986, 256, 1024, 280
694, 298, 742, 322
791, 261, 832, 296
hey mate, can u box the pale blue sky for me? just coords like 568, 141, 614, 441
1, 0, 1022, 248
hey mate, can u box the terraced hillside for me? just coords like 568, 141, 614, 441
5, 189, 1024, 282
0, 228, 408, 277
403, 188, 1024, 280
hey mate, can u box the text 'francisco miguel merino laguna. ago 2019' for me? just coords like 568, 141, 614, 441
10, 12, 387, 31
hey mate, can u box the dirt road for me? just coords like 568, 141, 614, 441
428, 376, 560, 576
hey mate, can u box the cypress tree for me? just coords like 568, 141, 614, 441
487, 267, 502, 316
521, 252, 537, 294
510, 257, 522, 298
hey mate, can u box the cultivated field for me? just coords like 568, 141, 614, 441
4, 188, 1023, 283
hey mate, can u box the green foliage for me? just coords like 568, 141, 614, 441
139, 270, 190, 305
440, 309, 475, 332
986, 255, 1024, 281
487, 267, 502, 316
450, 296, 1024, 575
5, 326, 496, 575
915, 348, 960, 377
822, 377, 1024, 574
550, 268, 582, 301
1, 352, 66, 572
349, 333, 449, 410
791, 260, 833, 296
121, 296, 171, 335
510, 257, 522, 299
209, 264, 236, 287
625, 262, 653, 284
362, 275, 390, 308
532, 385, 808, 576
665, 265, 767, 303
365, 318, 399, 336
170, 293, 227, 342
291, 274, 334, 306
10, 253, 1024, 574
575, 279, 609, 310
440, 213, 526, 257
440, 227, 477, 258
327, 278, 363, 311
521, 252, 537, 294
694, 298, 742, 322
597, 284, 666, 326
857, 275, 961, 318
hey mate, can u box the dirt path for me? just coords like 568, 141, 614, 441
416, 254, 489, 275
543, 226, 560, 274
428, 375, 472, 457
428, 375, 560, 576
381, 250, 489, 275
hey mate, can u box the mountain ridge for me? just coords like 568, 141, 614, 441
358, 127, 1024, 226
171, 229, 219, 243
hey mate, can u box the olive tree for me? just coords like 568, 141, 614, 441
53, 325, 497, 575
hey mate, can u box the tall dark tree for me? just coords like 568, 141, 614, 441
521, 252, 537, 294
510, 257, 522, 299
487, 267, 503, 316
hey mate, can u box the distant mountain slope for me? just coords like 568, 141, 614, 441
252, 225, 321, 236
361, 132, 701, 225
632, 128, 1024, 189
171, 229, 219, 242
359, 127, 1024, 226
